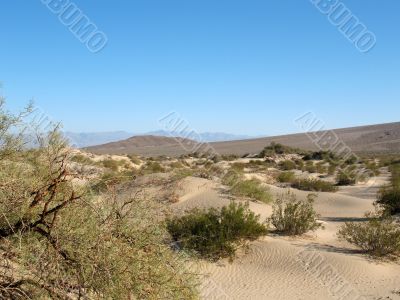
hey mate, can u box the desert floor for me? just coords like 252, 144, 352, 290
171, 172, 400, 300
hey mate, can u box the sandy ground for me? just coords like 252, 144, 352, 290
171, 173, 400, 300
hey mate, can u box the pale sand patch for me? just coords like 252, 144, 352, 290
170, 176, 400, 300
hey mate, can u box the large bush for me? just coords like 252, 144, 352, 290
338, 213, 400, 257
0, 100, 197, 299
167, 202, 268, 260
268, 192, 322, 235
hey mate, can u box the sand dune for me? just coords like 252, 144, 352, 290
170, 173, 400, 300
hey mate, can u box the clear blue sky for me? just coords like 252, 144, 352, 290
1, 0, 399, 136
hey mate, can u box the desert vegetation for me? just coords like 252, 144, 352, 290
0, 100, 197, 299
376, 161, 400, 215
166, 202, 268, 260
269, 192, 322, 235
338, 212, 400, 257
291, 178, 338, 192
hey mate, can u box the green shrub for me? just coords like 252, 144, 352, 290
344, 155, 358, 165
258, 142, 305, 157
292, 178, 338, 192
167, 202, 268, 260
127, 154, 141, 165
295, 159, 304, 169
338, 213, 400, 257
376, 186, 400, 215
141, 161, 165, 174
365, 161, 380, 176
377, 163, 400, 214
277, 171, 296, 183
231, 162, 246, 172
268, 192, 322, 235
390, 163, 400, 188
303, 150, 337, 161
305, 161, 317, 173
102, 158, 125, 171
279, 160, 297, 171
221, 154, 239, 161
328, 164, 337, 175
0, 101, 197, 299
173, 168, 194, 180
221, 170, 241, 187
230, 178, 272, 203
169, 161, 184, 169
71, 154, 97, 165
336, 170, 357, 185
315, 161, 327, 174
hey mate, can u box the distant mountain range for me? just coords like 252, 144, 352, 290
85, 122, 400, 157
64, 131, 254, 147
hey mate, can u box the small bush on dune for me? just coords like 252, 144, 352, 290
221, 154, 239, 161
279, 160, 297, 171
336, 170, 357, 186
292, 178, 338, 192
258, 142, 305, 157
305, 161, 317, 173
71, 154, 97, 165
328, 164, 337, 175
102, 158, 125, 171
365, 161, 380, 176
315, 161, 328, 174
127, 154, 141, 165
231, 162, 246, 172
376, 163, 400, 215
231, 178, 273, 203
303, 150, 337, 161
221, 169, 241, 187
277, 171, 296, 183
338, 213, 400, 257
167, 202, 268, 260
268, 192, 322, 235
295, 159, 304, 169
141, 161, 165, 174
376, 186, 400, 215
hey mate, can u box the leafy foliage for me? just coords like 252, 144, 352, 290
376, 162, 400, 215
167, 202, 268, 260
268, 192, 322, 235
258, 142, 305, 157
338, 213, 400, 257
230, 179, 273, 203
279, 160, 297, 171
277, 171, 296, 183
292, 178, 338, 192
0, 100, 197, 299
